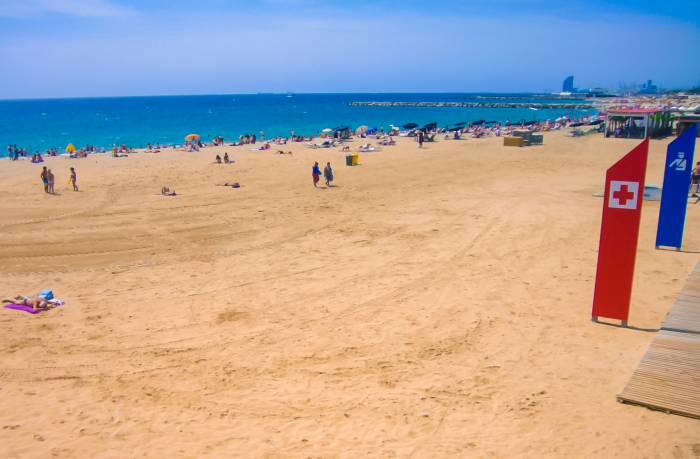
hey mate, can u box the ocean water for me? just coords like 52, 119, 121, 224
0, 93, 594, 156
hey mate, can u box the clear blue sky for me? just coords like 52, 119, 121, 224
1, 0, 699, 99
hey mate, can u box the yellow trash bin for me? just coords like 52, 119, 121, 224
352, 154, 359, 165
504, 136, 524, 147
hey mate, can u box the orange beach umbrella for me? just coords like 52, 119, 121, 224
185, 134, 200, 140
66, 143, 76, 153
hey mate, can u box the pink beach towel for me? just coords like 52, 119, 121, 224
4, 303, 63, 314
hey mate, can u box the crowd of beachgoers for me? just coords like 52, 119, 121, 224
7, 114, 606, 160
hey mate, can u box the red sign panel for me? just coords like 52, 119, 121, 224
592, 139, 649, 322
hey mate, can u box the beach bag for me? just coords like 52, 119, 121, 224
37, 289, 54, 300
232, 183, 240, 188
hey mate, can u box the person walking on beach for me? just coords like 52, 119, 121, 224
260, 130, 264, 142
312, 162, 322, 188
70, 167, 78, 191
417, 131, 424, 148
40, 167, 49, 193
323, 162, 334, 187
47, 169, 55, 194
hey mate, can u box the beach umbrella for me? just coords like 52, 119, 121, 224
367, 127, 378, 135
588, 119, 605, 125
403, 123, 418, 129
392, 126, 400, 131
322, 128, 332, 132
454, 122, 467, 126
524, 121, 537, 126
185, 134, 200, 140
472, 119, 485, 125
424, 122, 438, 128
485, 121, 498, 124
569, 122, 585, 127
66, 143, 76, 153
355, 125, 368, 134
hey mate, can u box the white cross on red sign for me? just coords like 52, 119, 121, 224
608, 181, 639, 209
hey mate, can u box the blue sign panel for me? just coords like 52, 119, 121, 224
656, 123, 698, 249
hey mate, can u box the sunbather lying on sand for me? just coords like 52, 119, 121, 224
3, 295, 55, 312
161, 187, 177, 195
215, 182, 242, 188
275, 151, 292, 155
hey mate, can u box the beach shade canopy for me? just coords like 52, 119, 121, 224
403, 123, 418, 129
454, 122, 467, 126
185, 134, 200, 140
322, 128, 332, 132
367, 127, 378, 135
355, 125, 368, 134
472, 119, 486, 125
65, 143, 76, 153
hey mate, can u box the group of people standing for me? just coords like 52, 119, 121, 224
312, 162, 334, 188
39, 166, 78, 194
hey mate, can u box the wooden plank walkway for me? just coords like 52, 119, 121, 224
618, 259, 700, 419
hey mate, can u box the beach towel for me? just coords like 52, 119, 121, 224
4, 300, 64, 314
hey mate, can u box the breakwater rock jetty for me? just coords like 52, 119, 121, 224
461, 94, 588, 100
348, 101, 597, 109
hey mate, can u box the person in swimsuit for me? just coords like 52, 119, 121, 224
40, 167, 49, 193
692, 162, 700, 186
214, 155, 222, 164
2, 295, 53, 312
161, 187, 177, 196
312, 162, 321, 188
47, 169, 55, 194
223, 153, 231, 163
324, 162, 333, 186
70, 167, 78, 191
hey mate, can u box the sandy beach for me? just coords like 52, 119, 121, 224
1, 131, 699, 458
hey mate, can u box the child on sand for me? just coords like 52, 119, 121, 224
324, 162, 333, 186
312, 162, 321, 188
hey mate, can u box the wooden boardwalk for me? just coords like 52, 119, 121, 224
618, 259, 700, 419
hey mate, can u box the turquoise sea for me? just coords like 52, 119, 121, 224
0, 93, 595, 156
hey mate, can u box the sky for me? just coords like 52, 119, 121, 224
1, 0, 699, 99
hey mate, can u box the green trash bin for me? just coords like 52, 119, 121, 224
346, 154, 354, 166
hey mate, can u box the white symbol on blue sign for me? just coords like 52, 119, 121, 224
669, 152, 686, 171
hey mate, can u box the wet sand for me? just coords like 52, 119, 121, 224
1, 131, 699, 458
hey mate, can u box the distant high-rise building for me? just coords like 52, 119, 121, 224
563, 76, 574, 93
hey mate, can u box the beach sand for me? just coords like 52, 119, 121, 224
1, 131, 699, 458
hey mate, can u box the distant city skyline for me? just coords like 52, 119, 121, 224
1, 0, 699, 100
